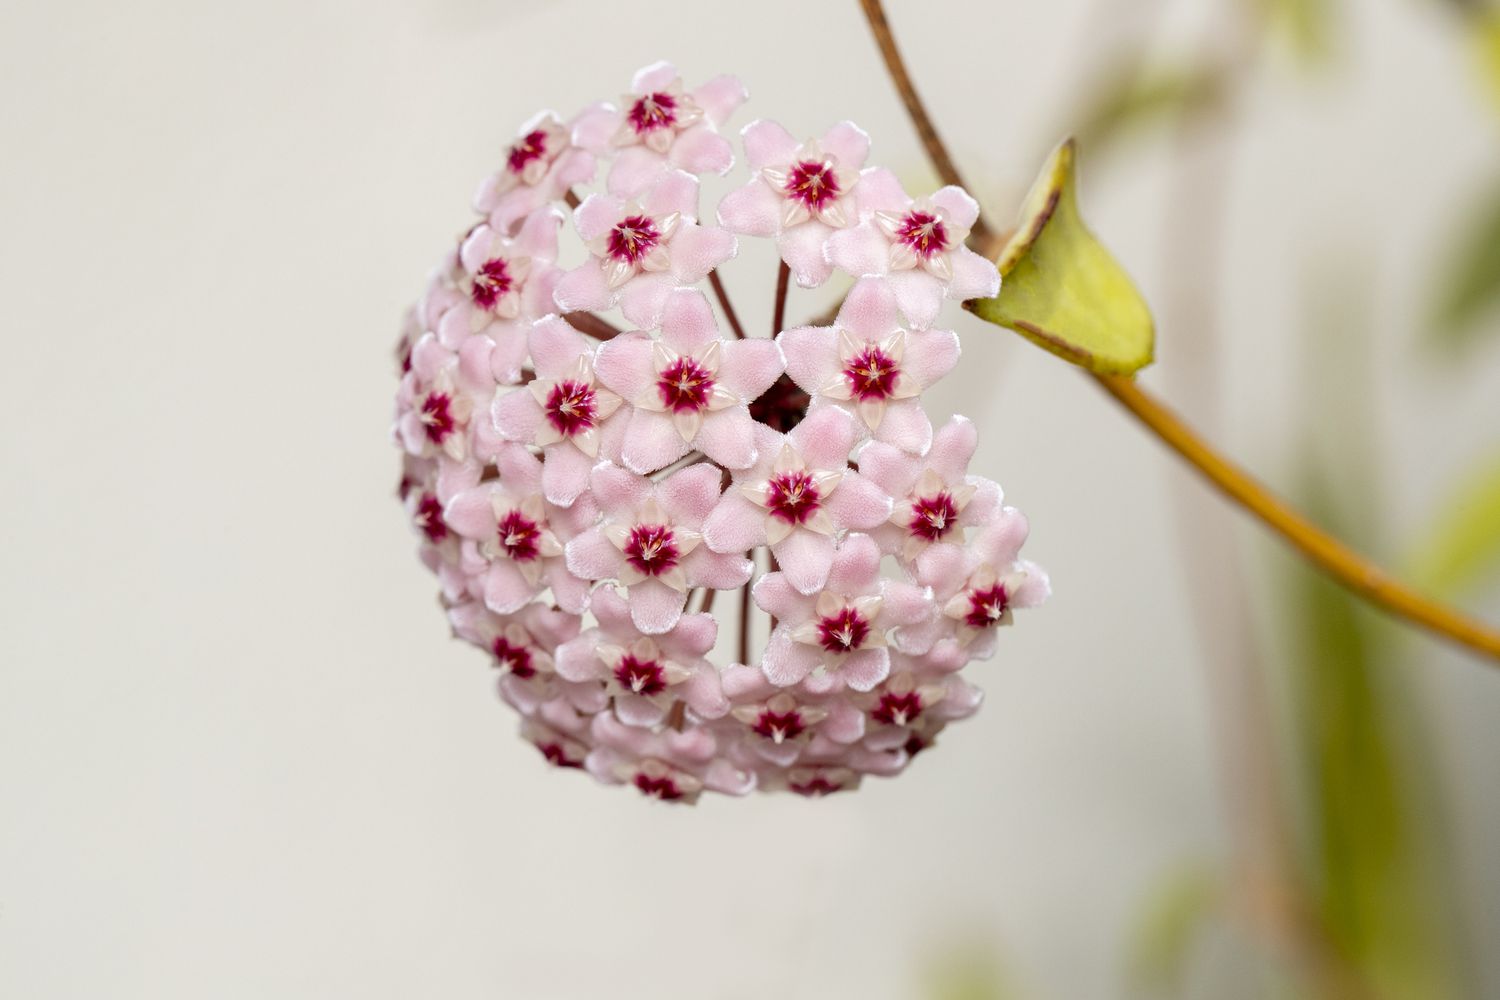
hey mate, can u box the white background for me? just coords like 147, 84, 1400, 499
3, 0, 1498, 996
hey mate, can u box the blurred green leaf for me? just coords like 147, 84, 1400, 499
1411, 452, 1500, 597
1480, 12, 1500, 112
1429, 176, 1500, 351
965, 140, 1156, 375
1073, 65, 1230, 153
922, 942, 1019, 1000
1128, 866, 1221, 994
1258, 0, 1337, 65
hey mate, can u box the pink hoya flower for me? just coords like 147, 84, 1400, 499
857, 414, 1004, 562
444, 444, 597, 615
491, 315, 625, 507
701, 406, 892, 595
606, 62, 748, 197
826, 168, 1001, 328
593, 287, 783, 473
717, 119, 869, 287
565, 461, 753, 634
751, 532, 934, 694
393, 61, 1048, 803
553, 170, 737, 329
555, 585, 727, 728
778, 277, 959, 454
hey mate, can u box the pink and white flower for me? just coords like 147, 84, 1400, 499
474, 109, 606, 232
778, 277, 958, 452
701, 406, 892, 595
593, 288, 783, 473
552, 170, 737, 329
458, 207, 565, 328
825, 169, 1001, 327
565, 461, 753, 634
491, 316, 625, 506
606, 62, 748, 197
857, 415, 1004, 561
717, 119, 869, 288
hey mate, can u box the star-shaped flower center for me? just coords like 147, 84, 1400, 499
414, 493, 446, 543
784, 159, 840, 210
605, 214, 662, 264
613, 653, 669, 696
815, 605, 872, 653
419, 392, 457, 444
544, 379, 598, 436
893, 210, 949, 258
872, 690, 924, 727
538, 742, 584, 769
963, 581, 1010, 630
843, 345, 901, 400
764, 470, 822, 525
656, 356, 715, 412
492, 635, 536, 679
506, 129, 549, 175
622, 523, 680, 577
496, 509, 545, 562
628, 91, 679, 134
470, 257, 514, 310
908, 491, 959, 542
634, 772, 685, 800
750, 708, 807, 744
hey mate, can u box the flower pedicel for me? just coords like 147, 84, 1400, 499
393, 61, 1048, 803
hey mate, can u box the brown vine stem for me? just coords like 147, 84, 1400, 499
772, 261, 790, 337
708, 270, 747, 339
563, 311, 621, 340
859, 0, 1500, 664
858, 0, 991, 248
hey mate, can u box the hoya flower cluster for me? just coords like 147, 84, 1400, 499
394, 62, 1048, 803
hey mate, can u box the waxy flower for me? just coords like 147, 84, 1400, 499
778, 277, 958, 452
606, 62, 747, 197
702, 407, 892, 595
554, 170, 737, 329
717, 119, 869, 287
826, 169, 1000, 328
492, 316, 625, 506
594, 288, 783, 473
857, 415, 1003, 562
393, 61, 1049, 803
565, 461, 753, 633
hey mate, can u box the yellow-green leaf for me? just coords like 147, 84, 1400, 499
964, 139, 1155, 375
1429, 175, 1500, 351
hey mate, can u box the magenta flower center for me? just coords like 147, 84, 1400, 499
419, 392, 457, 444
545, 379, 598, 436
492, 636, 536, 679
656, 356, 715, 412
614, 654, 668, 696
471, 257, 514, 310
496, 509, 544, 562
872, 690, 925, 727
784, 159, 840, 209
815, 606, 872, 653
623, 523, 680, 577
537, 742, 583, 769
908, 491, 959, 542
843, 346, 901, 400
764, 470, 822, 525
627, 91, 679, 133
605, 214, 662, 264
506, 129, 549, 175
751, 709, 806, 743
414, 493, 447, 543
634, 773, 684, 800
789, 775, 843, 797
964, 582, 1009, 630
894, 210, 949, 258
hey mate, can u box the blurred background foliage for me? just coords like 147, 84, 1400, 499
923, 0, 1500, 996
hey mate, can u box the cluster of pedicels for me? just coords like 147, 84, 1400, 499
394, 62, 1048, 803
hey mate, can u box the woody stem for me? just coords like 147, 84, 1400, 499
709, 270, 747, 340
